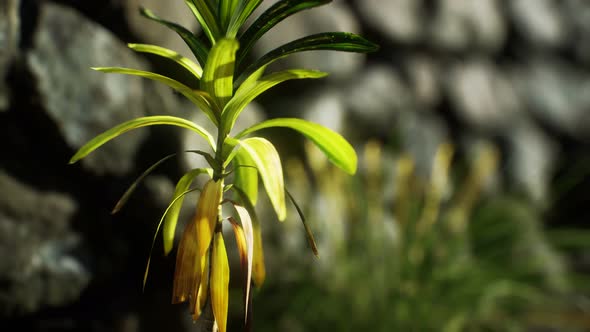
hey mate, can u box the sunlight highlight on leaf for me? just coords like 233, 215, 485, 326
128, 43, 203, 79
234, 148, 258, 205
92, 68, 219, 124
69, 116, 215, 164
201, 38, 239, 109
237, 118, 357, 174
223, 69, 327, 135
239, 137, 286, 221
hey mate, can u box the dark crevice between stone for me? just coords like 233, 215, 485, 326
49, 0, 138, 44
19, 0, 39, 50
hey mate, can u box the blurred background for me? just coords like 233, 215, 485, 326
1, 0, 590, 331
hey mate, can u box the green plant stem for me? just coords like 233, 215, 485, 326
196, 126, 227, 331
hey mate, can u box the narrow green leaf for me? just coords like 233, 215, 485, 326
237, 118, 357, 174
235, 64, 266, 94
92, 67, 219, 125
114, 151, 213, 216
286, 189, 319, 257
185, 0, 221, 44
128, 43, 203, 79
201, 38, 240, 109
211, 231, 230, 332
218, 0, 240, 33
237, 32, 379, 83
237, 0, 332, 67
139, 7, 209, 66
143, 187, 201, 290
223, 69, 327, 135
112, 153, 177, 215
69, 116, 216, 164
226, 0, 263, 38
233, 148, 258, 205
239, 137, 286, 220
163, 167, 213, 255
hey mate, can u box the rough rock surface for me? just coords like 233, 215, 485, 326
0, 170, 87, 315
1, 0, 590, 331
27, 2, 148, 175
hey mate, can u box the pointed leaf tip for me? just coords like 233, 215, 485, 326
237, 118, 357, 175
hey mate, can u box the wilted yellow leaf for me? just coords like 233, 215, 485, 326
196, 179, 223, 258
172, 218, 201, 305
211, 231, 230, 332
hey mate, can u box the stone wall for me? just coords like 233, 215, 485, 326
0, 0, 588, 331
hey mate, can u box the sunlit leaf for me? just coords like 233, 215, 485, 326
237, 0, 331, 67
92, 68, 219, 124
140, 7, 209, 66
234, 64, 266, 94
128, 43, 203, 79
211, 231, 230, 332
232, 186, 266, 287
201, 38, 239, 109
185, 0, 221, 44
195, 179, 223, 257
172, 214, 201, 305
222, 136, 241, 167
229, 203, 254, 321
69, 116, 215, 164
239, 137, 286, 220
237, 32, 379, 83
286, 189, 319, 257
222, 69, 327, 135
143, 187, 200, 290
163, 167, 213, 255
233, 148, 258, 205
237, 118, 357, 174
227, 0, 263, 38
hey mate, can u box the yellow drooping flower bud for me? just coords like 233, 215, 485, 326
171, 179, 222, 320
195, 179, 223, 257
211, 231, 230, 332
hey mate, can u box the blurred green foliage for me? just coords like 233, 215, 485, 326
249, 141, 590, 332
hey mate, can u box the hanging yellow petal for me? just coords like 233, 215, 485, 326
229, 216, 252, 322
172, 218, 201, 304
252, 216, 266, 286
211, 231, 230, 332
196, 179, 223, 258
191, 249, 209, 321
